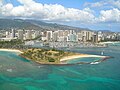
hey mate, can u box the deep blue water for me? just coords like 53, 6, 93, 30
0, 43, 120, 90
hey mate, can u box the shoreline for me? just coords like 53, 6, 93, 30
20, 54, 111, 65
60, 54, 106, 62
0, 49, 23, 53
0, 48, 110, 65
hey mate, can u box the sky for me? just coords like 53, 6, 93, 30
0, 0, 120, 32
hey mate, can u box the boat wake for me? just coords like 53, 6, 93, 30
38, 66, 44, 68
90, 61, 100, 65
6, 69, 13, 72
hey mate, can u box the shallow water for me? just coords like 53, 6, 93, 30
0, 44, 120, 90
67, 57, 101, 64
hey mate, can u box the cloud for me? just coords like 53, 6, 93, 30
0, 0, 3, 4
98, 8, 120, 23
1, 3, 13, 16
0, 0, 95, 23
84, 0, 120, 9
18, 0, 36, 5
112, 0, 120, 8
1, 0, 120, 24
84, 0, 120, 23
84, 1, 108, 8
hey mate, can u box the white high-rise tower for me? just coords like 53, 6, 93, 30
11, 29, 15, 38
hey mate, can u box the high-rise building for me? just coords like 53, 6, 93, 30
92, 34, 98, 43
18, 30, 24, 40
63, 30, 70, 36
118, 34, 120, 40
32, 31, 40, 39
58, 30, 64, 37
81, 30, 93, 42
46, 31, 53, 41
68, 34, 77, 42
77, 32, 83, 41
70, 30, 75, 34
6, 31, 10, 38
53, 31, 58, 42
11, 29, 15, 38
98, 31, 102, 41
25, 30, 32, 40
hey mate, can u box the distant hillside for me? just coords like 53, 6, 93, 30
0, 19, 90, 31
26, 20, 87, 31
98, 30, 111, 32
0, 19, 42, 30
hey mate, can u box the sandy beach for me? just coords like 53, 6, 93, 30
60, 54, 106, 62
0, 49, 23, 53
100, 41, 120, 44
0, 49, 107, 64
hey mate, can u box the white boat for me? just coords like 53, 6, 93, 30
101, 51, 104, 55
6, 69, 12, 72
38, 66, 43, 68
90, 62, 99, 64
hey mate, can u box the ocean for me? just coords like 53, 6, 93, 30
0, 43, 120, 90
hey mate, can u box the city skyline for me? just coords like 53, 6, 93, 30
0, 0, 120, 31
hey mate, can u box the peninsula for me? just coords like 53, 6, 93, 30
20, 48, 80, 64
19, 48, 107, 64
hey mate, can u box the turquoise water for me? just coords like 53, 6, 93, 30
67, 57, 101, 64
0, 44, 120, 90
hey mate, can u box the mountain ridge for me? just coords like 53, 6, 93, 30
0, 19, 91, 31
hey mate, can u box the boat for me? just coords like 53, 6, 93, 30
90, 62, 99, 64
6, 69, 12, 72
101, 51, 104, 55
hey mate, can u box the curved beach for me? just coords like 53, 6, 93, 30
0, 49, 23, 53
60, 54, 106, 62
0, 48, 108, 65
